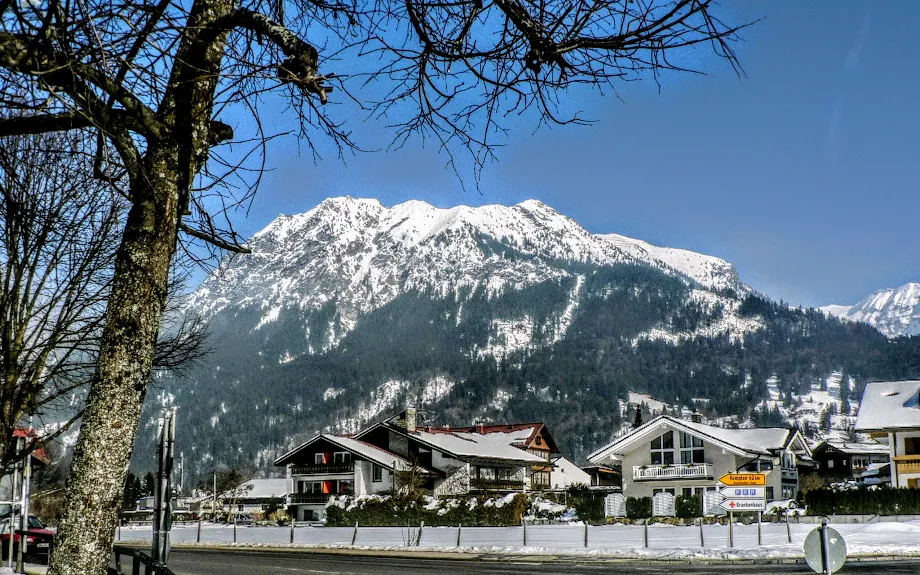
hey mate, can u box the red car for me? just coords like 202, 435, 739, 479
0, 515, 54, 562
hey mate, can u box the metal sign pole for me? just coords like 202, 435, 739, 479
8, 460, 18, 569
820, 519, 831, 575
152, 416, 164, 562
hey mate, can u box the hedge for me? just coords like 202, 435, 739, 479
626, 496, 652, 519
325, 494, 527, 527
676, 494, 702, 518
805, 487, 920, 515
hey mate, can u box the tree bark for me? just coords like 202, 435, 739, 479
47, 145, 179, 575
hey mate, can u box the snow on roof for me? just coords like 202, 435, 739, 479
398, 427, 548, 464
676, 418, 794, 454
424, 423, 559, 452
326, 434, 417, 470
588, 416, 796, 462
820, 439, 890, 455
274, 433, 418, 470
855, 380, 920, 431
234, 478, 288, 500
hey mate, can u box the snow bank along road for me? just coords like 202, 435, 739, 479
154, 549, 920, 575
116, 520, 920, 561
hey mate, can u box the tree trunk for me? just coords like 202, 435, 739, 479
47, 145, 180, 575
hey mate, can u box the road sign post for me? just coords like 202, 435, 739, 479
804, 519, 846, 574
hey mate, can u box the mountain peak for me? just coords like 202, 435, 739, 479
821, 282, 920, 338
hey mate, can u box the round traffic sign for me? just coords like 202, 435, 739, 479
803, 525, 847, 574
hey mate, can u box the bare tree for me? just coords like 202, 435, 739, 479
0, 1, 752, 572
0, 131, 209, 478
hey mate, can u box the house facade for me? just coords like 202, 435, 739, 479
587, 416, 811, 501
811, 439, 890, 482
355, 409, 549, 495
855, 380, 920, 488
428, 422, 559, 489
275, 433, 427, 521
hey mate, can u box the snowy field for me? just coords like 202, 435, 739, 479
116, 520, 920, 560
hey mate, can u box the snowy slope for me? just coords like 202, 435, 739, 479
597, 234, 746, 293
821, 282, 920, 338
188, 197, 754, 352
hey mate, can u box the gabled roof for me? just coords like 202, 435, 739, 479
813, 439, 890, 456
356, 422, 548, 465
855, 380, 920, 432
232, 478, 288, 500
428, 423, 559, 452
587, 415, 804, 463
274, 433, 425, 471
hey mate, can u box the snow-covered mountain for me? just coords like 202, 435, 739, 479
821, 282, 920, 338
190, 197, 751, 353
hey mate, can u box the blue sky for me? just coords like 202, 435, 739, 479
216, 0, 919, 308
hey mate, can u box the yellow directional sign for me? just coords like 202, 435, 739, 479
718, 473, 766, 486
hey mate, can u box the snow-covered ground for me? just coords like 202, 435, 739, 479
116, 520, 920, 559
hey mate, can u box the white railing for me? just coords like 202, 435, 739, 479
633, 463, 712, 480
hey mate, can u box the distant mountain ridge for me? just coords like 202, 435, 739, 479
821, 282, 920, 338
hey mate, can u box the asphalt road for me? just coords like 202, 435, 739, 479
159, 549, 920, 575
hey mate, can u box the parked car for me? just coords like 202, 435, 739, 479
0, 515, 54, 563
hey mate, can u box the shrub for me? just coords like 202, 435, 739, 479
325, 494, 528, 527
804, 487, 920, 515
626, 496, 652, 519
676, 494, 702, 518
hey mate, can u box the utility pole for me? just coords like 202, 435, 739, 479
213, 471, 217, 521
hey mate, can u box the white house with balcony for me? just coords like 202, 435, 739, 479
587, 415, 811, 501
275, 433, 434, 522
855, 380, 920, 488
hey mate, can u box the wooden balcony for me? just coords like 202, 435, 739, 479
471, 479, 525, 491
894, 454, 920, 475
291, 462, 355, 475
633, 463, 713, 481
290, 492, 352, 504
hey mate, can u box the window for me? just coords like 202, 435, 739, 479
478, 467, 496, 480
238, 504, 244, 511
766, 487, 775, 501
827, 460, 834, 469
333, 452, 352, 464
315, 453, 324, 464
535, 436, 543, 446
906, 437, 920, 456
650, 431, 675, 465
679, 432, 704, 464
372, 464, 383, 482
339, 480, 354, 494
531, 471, 549, 486
528, 448, 550, 461
682, 487, 692, 497
497, 467, 511, 480
652, 488, 675, 495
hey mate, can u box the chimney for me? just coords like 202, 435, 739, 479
405, 407, 417, 433
477, 422, 485, 434
690, 412, 702, 423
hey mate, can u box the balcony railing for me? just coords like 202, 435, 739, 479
471, 479, 525, 491
633, 463, 712, 481
291, 462, 355, 475
290, 492, 352, 504
894, 454, 920, 475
